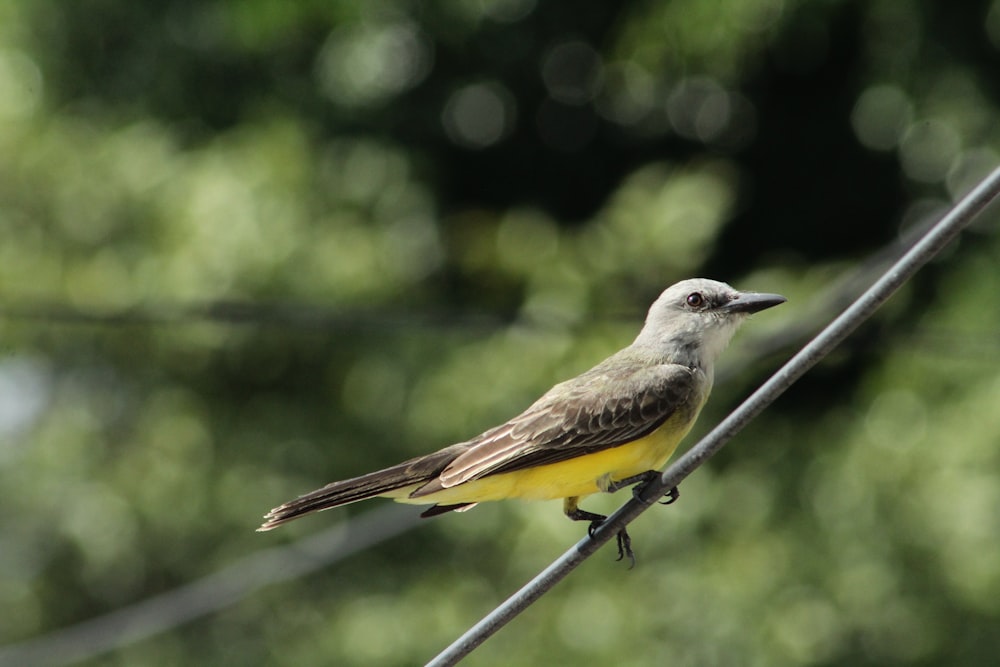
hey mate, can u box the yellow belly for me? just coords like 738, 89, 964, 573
391, 411, 697, 506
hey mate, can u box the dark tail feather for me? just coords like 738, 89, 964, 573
419, 503, 475, 518
258, 444, 467, 531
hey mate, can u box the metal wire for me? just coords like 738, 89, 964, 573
425, 167, 1000, 667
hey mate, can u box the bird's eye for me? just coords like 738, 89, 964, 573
686, 292, 704, 308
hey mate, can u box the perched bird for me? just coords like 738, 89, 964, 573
259, 278, 785, 562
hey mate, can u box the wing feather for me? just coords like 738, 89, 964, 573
416, 360, 700, 494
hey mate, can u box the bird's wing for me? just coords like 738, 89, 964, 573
415, 361, 699, 494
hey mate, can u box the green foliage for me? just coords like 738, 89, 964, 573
1, 0, 999, 665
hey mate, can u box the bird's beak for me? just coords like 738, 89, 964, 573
722, 292, 787, 314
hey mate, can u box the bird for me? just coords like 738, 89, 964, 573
258, 278, 785, 563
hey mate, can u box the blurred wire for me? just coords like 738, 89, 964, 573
425, 168, 1000, 667
0, 505, 420, 667
0, 189, 995, 356
0, 197, 989, 354
0, 299, 506, 333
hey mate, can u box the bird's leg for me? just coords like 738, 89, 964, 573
599, 471, 680, 506
562, 496, 607, 535
563, 496, 634, 567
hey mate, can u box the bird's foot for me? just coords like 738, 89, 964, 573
632, 482, 680, 506
614, 527, 635, 568
656, 485, 680, 505
565, 506, 636, 567
599, 470, 658, 494
601, 471, 680, 506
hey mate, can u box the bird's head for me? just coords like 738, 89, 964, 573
635, 278, 786, 368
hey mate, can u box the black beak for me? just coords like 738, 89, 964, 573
722, 292, 787, 314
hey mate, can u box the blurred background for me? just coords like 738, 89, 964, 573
1, 0, 1000, 665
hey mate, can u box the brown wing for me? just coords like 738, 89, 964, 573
411, 361, 700, 496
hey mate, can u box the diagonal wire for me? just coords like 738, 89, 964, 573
425, 167, 1000, 667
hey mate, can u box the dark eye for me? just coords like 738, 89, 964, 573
686, 292, 704, 308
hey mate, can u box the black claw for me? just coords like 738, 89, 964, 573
569, 477, 679, 566
659, 486, 680, 505
614, 529, 636, 568
612, 472, 680, 510
567, 504, 638, 566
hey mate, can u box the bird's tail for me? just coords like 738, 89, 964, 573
257, 444, 468, 531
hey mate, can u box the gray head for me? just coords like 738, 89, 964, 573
634, 278, 785, 368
